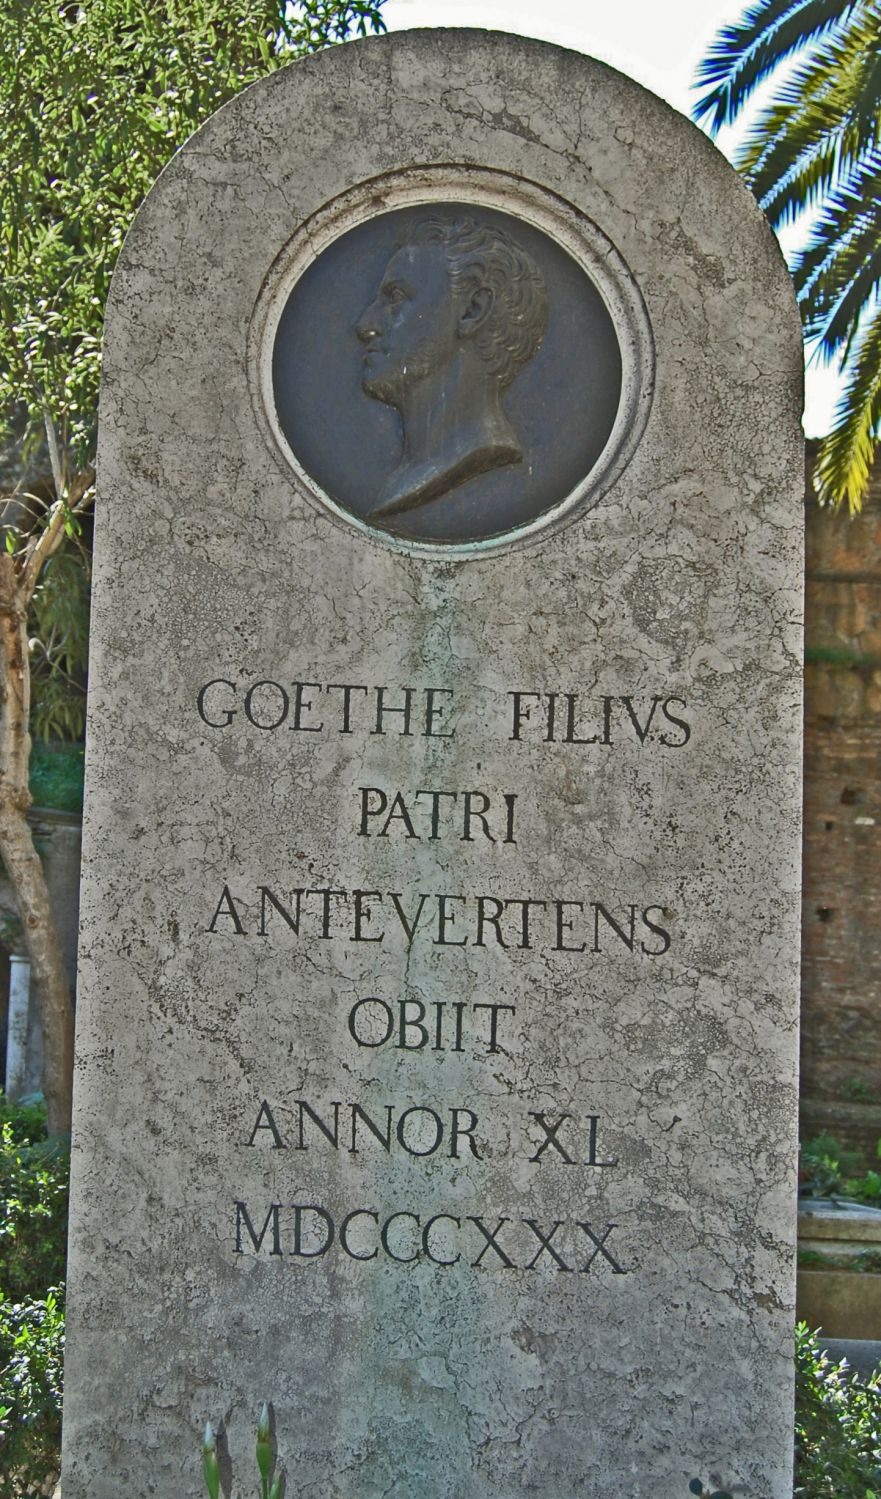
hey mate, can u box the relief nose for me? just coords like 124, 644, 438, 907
356, 305, 381, 343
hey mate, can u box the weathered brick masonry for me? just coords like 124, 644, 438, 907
801, 453, 881, 1153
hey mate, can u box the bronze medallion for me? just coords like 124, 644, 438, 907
272, 203, 624, 546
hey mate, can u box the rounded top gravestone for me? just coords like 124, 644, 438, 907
63, 29, 804, 1499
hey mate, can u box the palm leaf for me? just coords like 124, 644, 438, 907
693, 0, 863, 133
808, 255, 881, 361
748, 118, 845, 224
793, 151, 881, 345
814, 300, 881, 510
694, 0, 881, 508
739, 19, 881, 207
795, 150, 881, 264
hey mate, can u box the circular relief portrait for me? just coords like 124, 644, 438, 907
269, 200, 640, 548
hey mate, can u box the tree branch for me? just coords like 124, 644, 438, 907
21, 465, 95, 602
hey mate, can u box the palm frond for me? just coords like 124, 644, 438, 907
693, 0, 881, 508
793, 150, 881, 330
693, 0, 863, 133
748, 121, 845, 224
814, 301, 881, 510
795, 146, 881, 263
807, 255, 881, 361
738, 18, 881, 205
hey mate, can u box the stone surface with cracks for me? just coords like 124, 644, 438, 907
63, 29, 803, 1499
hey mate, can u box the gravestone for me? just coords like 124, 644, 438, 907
63, 30, 804, 1499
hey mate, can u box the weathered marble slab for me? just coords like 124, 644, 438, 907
63, 30, 804, 1499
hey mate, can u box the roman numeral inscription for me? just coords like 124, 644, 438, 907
233, 1202, 628, 1274
199, 675, 689, 1280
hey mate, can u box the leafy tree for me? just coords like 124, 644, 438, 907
693, 0, 881, 513
28, 549, 91, 744
0, 0, 385, 1135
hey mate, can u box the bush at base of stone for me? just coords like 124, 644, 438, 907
0, 1288, 64, 1492
0, 1092, 69, 1495
795, 1322, 881, 1496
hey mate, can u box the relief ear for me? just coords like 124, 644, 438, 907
458, 285, 494, 338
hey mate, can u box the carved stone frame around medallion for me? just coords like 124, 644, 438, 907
249, 165, 655, 560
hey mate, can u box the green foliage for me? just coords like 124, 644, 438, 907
0, 1292, 65, 1494
0, 1092, 69, 1494
29, 740, 85, 814
795, 1323, 881, 1495
0, 1094, 69, 1298
203, 1423, 221, 1499
693, 0, 881, 513
800, 1131, 881, 1204
28, 545, 91, 743
798, 1246, 830, 1266
0, 0, 386, 481
799, 1244, 881, 1271
1, 0, 386, 783
203, 1405, 283, 1499
685, 1330, 881, 1496
805, 644, 881, 669
846, 1077, 878, 1103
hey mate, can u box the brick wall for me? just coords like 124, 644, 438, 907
801, 455, 881, 1153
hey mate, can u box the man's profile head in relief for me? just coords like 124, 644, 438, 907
355, 214, 548, 524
